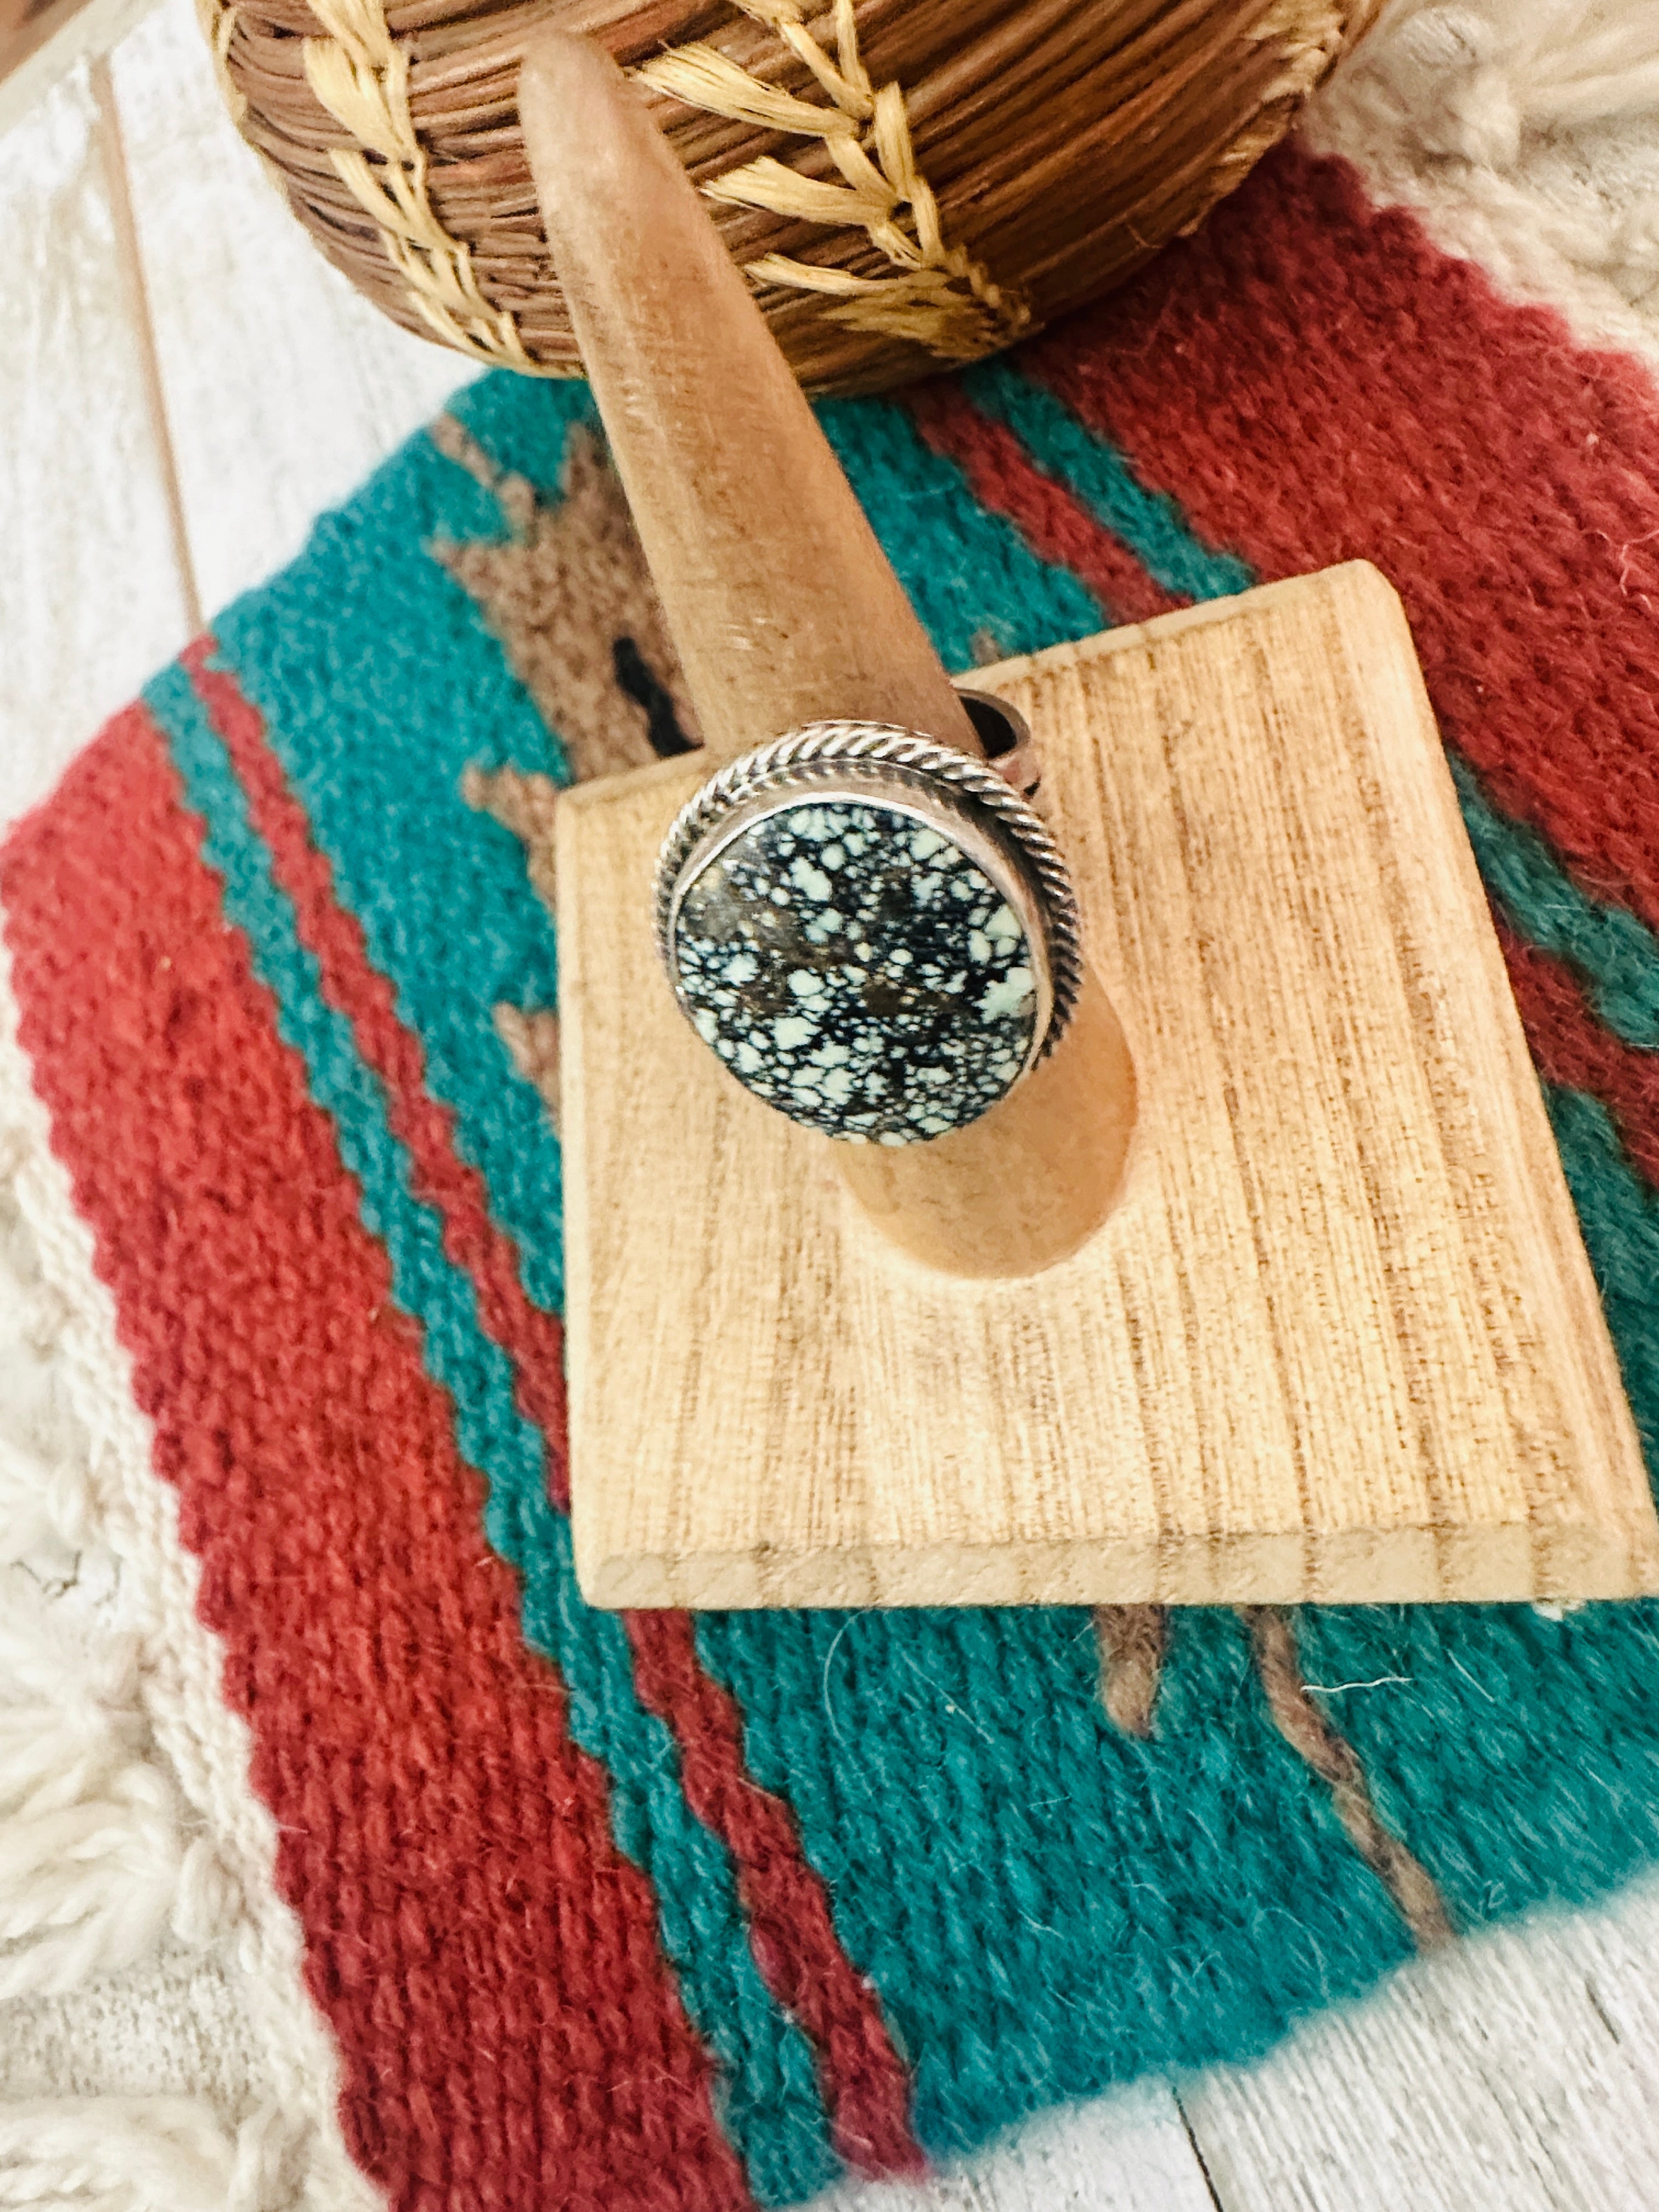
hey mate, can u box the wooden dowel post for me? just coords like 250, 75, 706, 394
522, 32, 1133, 1276
519, 33, 977, 765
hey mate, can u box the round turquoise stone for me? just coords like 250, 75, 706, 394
670, 797, 1039, 1143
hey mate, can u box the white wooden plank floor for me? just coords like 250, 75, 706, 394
1183, 1877, 1659, 2212
5, 4, 1659, 2205
107, 0, 462, 614
0, 47, 189, 826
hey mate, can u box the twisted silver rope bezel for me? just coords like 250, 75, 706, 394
653, 720, 1083, 1060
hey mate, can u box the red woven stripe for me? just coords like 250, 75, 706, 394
0, 704, 753, 2212
904, 381, 1181, 627
1026, 146, 1659, 935
183, 641, 573, 1505
1496, 914, 1659, 1188
625, 1612, 925, 2178
182, 651, 924, 2179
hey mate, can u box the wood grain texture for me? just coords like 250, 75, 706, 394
559, 562, 1658, 1610
108, 0, 463, 614
0, 58, 191, 826
520, 31, 980, 765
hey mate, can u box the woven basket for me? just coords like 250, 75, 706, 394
201, 0, 1380, 396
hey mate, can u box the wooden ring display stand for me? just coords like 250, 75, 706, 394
527, 34, 1659, 1615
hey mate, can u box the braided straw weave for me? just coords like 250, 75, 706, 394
203, 0, 1380, 393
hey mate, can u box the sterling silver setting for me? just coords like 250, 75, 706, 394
652, 719, 1082, 1144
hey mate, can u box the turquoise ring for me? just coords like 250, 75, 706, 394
652, 718, 1082, 1146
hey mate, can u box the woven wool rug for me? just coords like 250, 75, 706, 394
7, 132, 1659, 2211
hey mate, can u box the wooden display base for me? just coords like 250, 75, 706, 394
557, 565, 1659, 1610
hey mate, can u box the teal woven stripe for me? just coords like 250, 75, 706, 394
217, 396, 575, 1316
697, 1601, 1414, 2155
817, 396, 1104, 670
977, 370, 1659, 1053
447, 377, 1107, 674
143, 648, 840, 2208
1451, 755, 1659, 1049
1548, 1082, 1659, 1467
963, 362, 1254, 602
446, 371, 600, 499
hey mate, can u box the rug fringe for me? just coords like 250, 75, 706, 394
0, 1099, 241, 2000
1324, 0, 1659, 168
0, 1595, 195, 2001
1310, 0, 1659, 366
0, 2096, 311, 2211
